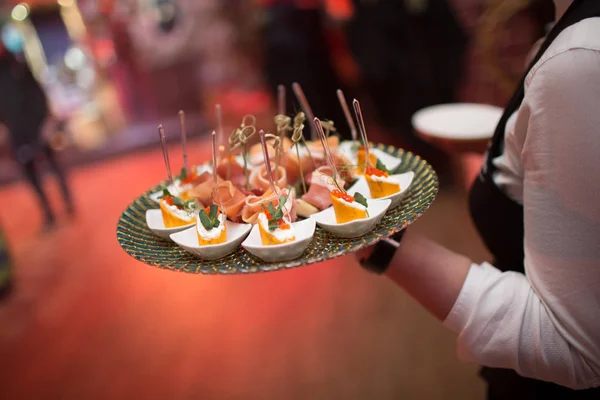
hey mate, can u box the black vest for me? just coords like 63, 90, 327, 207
469, 0, 600, 396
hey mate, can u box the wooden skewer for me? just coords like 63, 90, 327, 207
178, 110, 188, 172
336, 89, 357, 142
215, 104, 223, 168
277, 85, 286, 116
314, 117, 343, 192
292, 82, 317, 140
259, 130, 278, 195
211, 130, 224, 211
353, 99, 373, 169
158, 124, 173, 186
215, 104, 223, 143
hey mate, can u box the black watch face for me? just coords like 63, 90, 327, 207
363, 240, 398, 273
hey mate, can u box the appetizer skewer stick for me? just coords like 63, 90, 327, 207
353, 99, 378, 174
158, 124, 174, 186
292, 82, 317, 140
314, 117, 368, 223
277, 84, 286, 116
259, 130, 280, 195
313, 118, 342, 191
337, 89, 357, 142
178, 110, 188, 172
274, 85, 288, 180
215, 104, 223, 167
258, 130, 295, 245
196, 130, 228, 246
212, 131, 224, 210
353, 99, 372, 168
352, 100, 400, 197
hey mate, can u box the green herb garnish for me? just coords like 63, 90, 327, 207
158, 188, 172, 199
159, 188, 196, 211
354, 192, 369, 209
178, 167, 187, 181
375, 158, 389, 174
262, 192, 291, 231
198, 204, 221, 230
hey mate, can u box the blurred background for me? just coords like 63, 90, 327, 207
0, 0, 555, 399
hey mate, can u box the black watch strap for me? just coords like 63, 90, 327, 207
359, 229, 406, 274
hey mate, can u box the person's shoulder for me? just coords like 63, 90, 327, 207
526, 18, 600, 88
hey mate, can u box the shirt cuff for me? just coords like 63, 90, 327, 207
443, 262, 494, 333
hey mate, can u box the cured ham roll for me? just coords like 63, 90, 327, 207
302, 166, 346, 211
248, 163, 288, 192
241, 187, 297, 224
216, 156, 247, 189
249, 137, 294, 166
188, 171, 223, 206
304, 135, 339, 160
211, 181, 247, 221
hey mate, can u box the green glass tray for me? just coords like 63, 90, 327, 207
116, 143, 438, 274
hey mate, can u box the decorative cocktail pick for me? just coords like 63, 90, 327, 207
336, 89, 357, 142
229, 115, 256, 189
353, 99, 373, 170
277, 84, 286, 116
313, 117, 343, 192
292, 82, 317, 140
315, 117, 369, 212
227, 128, 239, 181
178, 110, 188, 172
215, 104, 223, 139
259, 129, 279, 195
273, 84, 289, 180
260, 129, 291, 221
290, 111, 317, 194
211, 130, 224, 211
158, 124, 174, 186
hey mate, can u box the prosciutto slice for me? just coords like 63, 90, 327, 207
212, 180, 247, 222
248, 163, 288, 192
302, 166, 345, 211
241, 187, 297, 224
188, 171, 223, 206
217, 156, 247, 189
304, 135, 339, 161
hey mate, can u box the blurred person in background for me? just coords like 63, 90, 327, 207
357, 0, 600, 397
345, 0, 467, 177
258, 0, 354, 139
0, 41, 74, 231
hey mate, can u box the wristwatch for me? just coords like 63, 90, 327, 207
357, 229, 406, 274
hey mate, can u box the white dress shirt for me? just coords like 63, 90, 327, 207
443, 13, 600, 389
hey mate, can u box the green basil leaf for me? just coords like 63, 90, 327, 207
212, 217, 220, 229
354, 192, 369, 209
268, 222, 279, 231
198, 210, 213, 230
179, 167, 187, 180
375, 158, 389, 173
278, 196, 287, 208
159, 188, 172, 199
172, 197, 185, 208
267, 203, 276, 217
209, 204, 218, 220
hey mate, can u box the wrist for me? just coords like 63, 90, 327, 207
357, 229, 406, 274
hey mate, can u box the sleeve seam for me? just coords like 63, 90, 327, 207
525, 47, 600, 88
